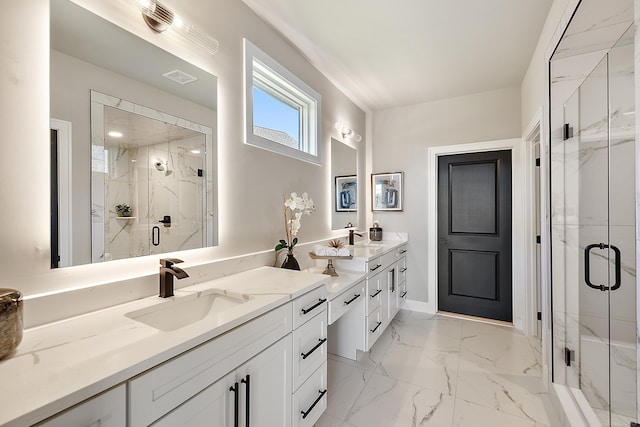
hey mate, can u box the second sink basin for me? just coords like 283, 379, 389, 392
126, 289, 252, 331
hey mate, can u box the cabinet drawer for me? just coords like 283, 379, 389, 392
293, 286, 327, 329
328, 280, 364, 324
36, 385, 126, 427
366, 278, 381, 316
292, 362, 327, 427
293, 308, 327, 391
366, 308, 382, 350
365, 255, 384, 278
129, 303, 291, 427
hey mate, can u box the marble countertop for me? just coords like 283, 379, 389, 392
0, 267, 329, 426
306, 266, 365, 300
349, 239, 408, 260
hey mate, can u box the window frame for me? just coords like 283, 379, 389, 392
244, 39, 322, 165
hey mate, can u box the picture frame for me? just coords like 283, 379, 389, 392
371, 172, 403, 211
335, 175, 357, 212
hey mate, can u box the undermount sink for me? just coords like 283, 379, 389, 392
126, 289, 252, 331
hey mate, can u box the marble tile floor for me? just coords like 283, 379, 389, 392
315, 310, 563, 427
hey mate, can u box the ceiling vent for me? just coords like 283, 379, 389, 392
162, 69, 198, 85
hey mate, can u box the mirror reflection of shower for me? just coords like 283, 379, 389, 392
91, 91, 214, 262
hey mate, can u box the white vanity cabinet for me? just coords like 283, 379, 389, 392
128, 303, 292, 426
291, 286, 328, 427
365, 255, 385, 350
152, 335, 292, 427
35, 385, 126, 427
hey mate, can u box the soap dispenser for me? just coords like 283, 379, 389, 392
369, 221, 383, 241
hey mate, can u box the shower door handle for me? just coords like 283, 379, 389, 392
152, 226, 160, 246
584, 243, 621, 291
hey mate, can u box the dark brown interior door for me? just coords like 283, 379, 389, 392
437, 150, 512, 322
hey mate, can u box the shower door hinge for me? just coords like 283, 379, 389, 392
536, 235, 541, 244
563, 123, 574, 140
629, 422, 639, 427
564, 347, 574, 367
537, 311, 542, 321
535, 158, 540, 167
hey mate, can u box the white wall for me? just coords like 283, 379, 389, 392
0, 0, 365, 293
371, 86, 521, 304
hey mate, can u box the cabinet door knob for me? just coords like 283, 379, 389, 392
301, 389, 327, 419
241, 375, 251, 427
301, 338, 327, 360
229, 382, 239, 427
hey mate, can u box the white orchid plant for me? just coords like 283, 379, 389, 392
275, 192, 315, 253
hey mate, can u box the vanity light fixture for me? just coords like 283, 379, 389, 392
334, 121, 362, 142
128, 0, 220, 55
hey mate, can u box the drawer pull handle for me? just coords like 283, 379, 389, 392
400, 291, 407, 298
301, 389, 327, 419
370, 321, 382, 334
301, 298, 327, 315
370, 264, 382, 272
230, 382, 239, 427
301, 338, 327, 360
344, 294, 361, 305
400, 267, 407, 273
241, 375, 250, 427
399, 249, 407, 254
370, 289, 382, 298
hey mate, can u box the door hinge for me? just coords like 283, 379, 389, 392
629, 423, 639, 427
537, 311, 542, 321
536, 235, 541, 244
564, 347, 574, 367
535, 158, 540, 167
563, 123, 574, 140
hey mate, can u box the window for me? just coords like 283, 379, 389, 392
244, 39, 322, 165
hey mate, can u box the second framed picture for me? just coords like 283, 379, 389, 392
372, 172, 403, 211
335, 175, 357, 212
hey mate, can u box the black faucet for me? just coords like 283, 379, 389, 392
159, 258, 189, 298
348, 229, 364, 245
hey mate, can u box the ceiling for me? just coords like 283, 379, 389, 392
242, 0, 553, 111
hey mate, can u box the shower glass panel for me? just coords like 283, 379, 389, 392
551, 23, 637, 426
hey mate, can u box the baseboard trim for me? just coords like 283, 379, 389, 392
402, 299, 432, 313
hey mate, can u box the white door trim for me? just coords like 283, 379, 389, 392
50, 118, 73, 268
426, 138, 529, 332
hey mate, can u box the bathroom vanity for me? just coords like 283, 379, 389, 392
0, 267, 330, 427
322, 239, 408, 360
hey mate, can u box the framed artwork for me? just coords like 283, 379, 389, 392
335, 175, 357, 212
371, 172, 403, 211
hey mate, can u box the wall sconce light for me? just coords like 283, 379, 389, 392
334, 122, 362, 142
129, 0, 220, 55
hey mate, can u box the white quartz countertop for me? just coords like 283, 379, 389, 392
0, 266, 329, 426
349, 239, 407, 260
306, 266, 365, 300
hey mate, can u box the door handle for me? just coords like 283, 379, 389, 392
152, 226, 160, 246
584, 243, 621, 291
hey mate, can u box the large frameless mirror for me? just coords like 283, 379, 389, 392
330, 137, 357, 230
50, 0, 218, 267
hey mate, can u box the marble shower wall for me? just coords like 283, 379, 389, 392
104, 135, 206, 261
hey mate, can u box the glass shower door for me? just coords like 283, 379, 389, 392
606, 27, 637, 426
552, 25, 637, 426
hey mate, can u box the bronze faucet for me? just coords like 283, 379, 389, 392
348, 229, 364, 245
159, 258, 189, 298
